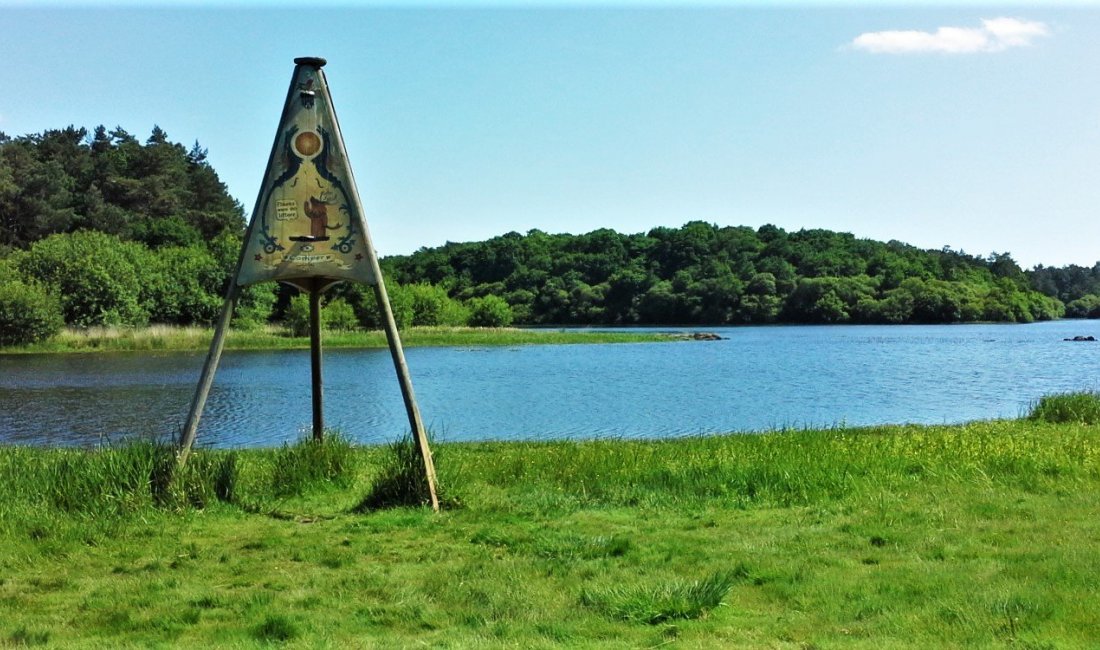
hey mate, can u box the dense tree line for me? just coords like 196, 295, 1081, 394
0, 126, 509, 344
385, 223, 1067, 326
0, 124, 1095, 345
1029, 264, 1100, 318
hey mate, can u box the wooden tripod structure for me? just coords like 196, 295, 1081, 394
178, 57, 439, 511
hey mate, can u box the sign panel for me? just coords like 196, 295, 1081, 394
237, 57, 377, 288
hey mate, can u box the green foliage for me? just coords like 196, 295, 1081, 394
142, 244, 223, 325
0, 125, 243, 249
0, 271, 63, 345
1064, 294, 1100, 318
233, 283, 277, 330
407, 283, 468, 326
283, 294, 360, 336
284, 294, 312, 337
466, 294, 514, 327
386, 222, 1066, 325
15, 231, 149, 327
3, 123, 1089, 328
1028, 392, 1100, 425
323, 298, 359, 331
269, 435, 353, 498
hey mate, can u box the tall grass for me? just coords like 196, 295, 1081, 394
581, 569, 745, 624
0, 440, 237, 522
1028, 391, 1100, 424
3, 413, 1098, 522
2, 325, 673, 354
268, 434, 353, 497
356, 433, 445, 510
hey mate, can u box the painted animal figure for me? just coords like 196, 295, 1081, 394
302, 196, 343, 239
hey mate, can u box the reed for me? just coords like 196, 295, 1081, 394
1, 325, 675, 354
356, 432, 448, 510
1027, 390, 1100, 424
268, 434, 353, 498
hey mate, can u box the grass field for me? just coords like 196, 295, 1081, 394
0, 325, 678, 354
2, 396, 1098, 648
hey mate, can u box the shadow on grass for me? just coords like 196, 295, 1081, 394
354, 433, 453, 511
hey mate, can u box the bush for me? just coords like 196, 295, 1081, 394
1065, 295, 1100, 319
0, 275, 64, 345
142, 245, 223, 325
15, 231, 148, 327
284, 294, 359, 335
1028, 392, 1100, 424
323, 298, 359, 331
233, 283, 276, 330
467, 294, 514, 327
407, 283, 468, 326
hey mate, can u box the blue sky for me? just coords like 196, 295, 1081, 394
2, 2, 1098, 268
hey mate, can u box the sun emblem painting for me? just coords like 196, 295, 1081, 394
236, 57, 376, 290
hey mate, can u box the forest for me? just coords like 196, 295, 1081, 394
2, 125, 1100, 345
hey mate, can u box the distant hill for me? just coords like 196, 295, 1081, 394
383, 222, 1074, 325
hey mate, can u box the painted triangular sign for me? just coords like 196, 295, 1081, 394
237, 57, 377, 289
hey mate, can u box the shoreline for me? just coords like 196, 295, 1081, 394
0, 325, 680, 355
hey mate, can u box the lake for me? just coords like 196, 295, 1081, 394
2, 321, 1099, 448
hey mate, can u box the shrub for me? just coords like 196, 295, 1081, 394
283, 294, 312, 336
15, 231, 148, 327
233, 283, 276, 330
1065, 295, 1100, 319
284, 294, 360, 335
0, 276, 64, 345
407, 283, 468, 326
1028, 392, 1100, 424
323, 298, 358, 331
142, 245, 223, 325
467, 294, 514, 327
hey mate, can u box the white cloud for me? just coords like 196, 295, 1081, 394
850, 17, 1050, 55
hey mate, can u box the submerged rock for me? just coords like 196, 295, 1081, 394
1064, 335, 1097, 342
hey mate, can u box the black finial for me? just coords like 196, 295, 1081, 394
294, 57, 327, 68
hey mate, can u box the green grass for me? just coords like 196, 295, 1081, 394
2, 416, 1099, 647
0, 324, 680, 354
1029, 390, 1100, 424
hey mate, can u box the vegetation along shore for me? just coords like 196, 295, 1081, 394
5, 127, 1100, 350
2, 392, 1098, 647
0, 324, 677, 355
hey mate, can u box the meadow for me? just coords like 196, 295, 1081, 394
1, 394, 1098, 648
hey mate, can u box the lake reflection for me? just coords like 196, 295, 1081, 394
2, 321, 1099, 448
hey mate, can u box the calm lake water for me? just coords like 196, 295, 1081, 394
2, 321, 1099, 448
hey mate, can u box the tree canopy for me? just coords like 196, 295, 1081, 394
1, 124, 1096, 342
384, 223, 1068, 326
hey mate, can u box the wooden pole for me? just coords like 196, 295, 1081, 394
309, 281, 325, 441
178, 284, 239, 465
312, 62, 440, 511
373, 279, 440, 511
